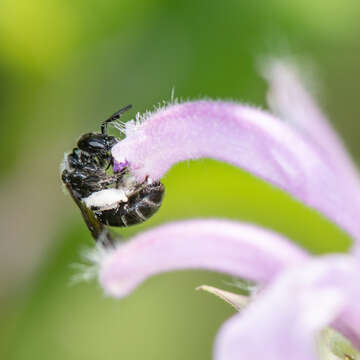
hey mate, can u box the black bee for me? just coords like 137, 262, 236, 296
61, 105, 165, 245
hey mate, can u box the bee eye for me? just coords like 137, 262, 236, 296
77, 133, 107, 153
87, 139, 106, 150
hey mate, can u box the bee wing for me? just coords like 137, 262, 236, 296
64, 183, 114, 246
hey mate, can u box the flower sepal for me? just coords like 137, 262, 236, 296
318, 328, 360, 360
196, 285, 251, 311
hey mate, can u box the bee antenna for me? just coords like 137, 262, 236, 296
101, 104, 132, 134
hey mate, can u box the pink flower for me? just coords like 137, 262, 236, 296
97, 60, 360, 359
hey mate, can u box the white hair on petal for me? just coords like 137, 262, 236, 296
112, 119, 127, 136
223, 277, 260, 297
119, 90, 182, 138
70, 237, 115, 285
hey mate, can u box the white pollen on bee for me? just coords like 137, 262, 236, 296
83, 188, 128, 210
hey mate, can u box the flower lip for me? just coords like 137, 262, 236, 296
99, 219, 308, 298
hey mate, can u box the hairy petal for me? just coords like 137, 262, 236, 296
264, 59, 360, 190
215, 255, 359, 360
99, 219, 307, 298
112, 100, 360, 240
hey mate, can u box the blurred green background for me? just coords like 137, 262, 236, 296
1, 0, 360, 359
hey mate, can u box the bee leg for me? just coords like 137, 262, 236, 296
105, 157, 113, 171
121, 215, 128, 227
100, 168, 127, 188
135, 209, 146, 221
111, 203, 120, 216
116, 176, 122, 189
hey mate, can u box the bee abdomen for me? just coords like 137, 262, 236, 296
95, 182, 164, 227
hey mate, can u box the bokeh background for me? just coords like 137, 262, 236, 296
1, 0, 360, 359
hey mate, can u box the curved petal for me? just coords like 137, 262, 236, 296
99, 219, 307, 298
334, 295, 360, 350
214, 255, 359, 360
112, 100, 360, 241
264, 59, 360, 190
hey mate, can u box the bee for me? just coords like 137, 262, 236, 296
61, 105, 164, 245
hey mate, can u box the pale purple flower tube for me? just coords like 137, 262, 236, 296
99, 219, 307, 298
112, 100, 360, 241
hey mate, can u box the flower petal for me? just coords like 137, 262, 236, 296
214, 255, 359, 360
264, 59, 360, 190
112, 100, 360, 241
99, 219, 307, 298
333, 297, 360, 351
